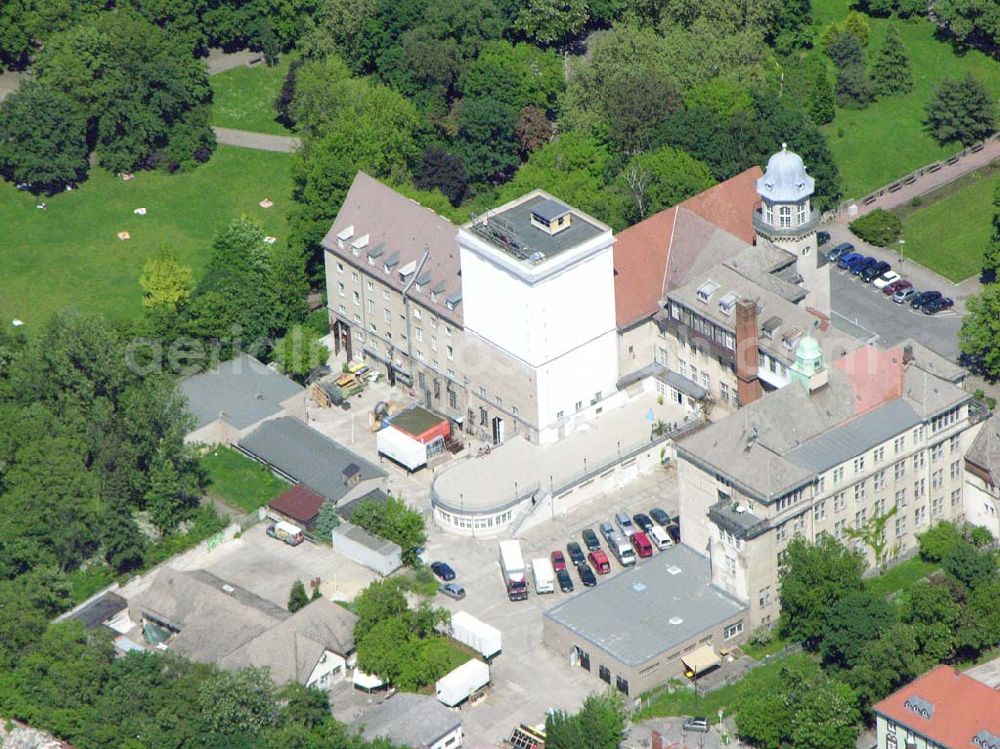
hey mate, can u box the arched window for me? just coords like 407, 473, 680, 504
779, 206, 792, 228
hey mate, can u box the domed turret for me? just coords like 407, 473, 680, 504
790, 334, 828, 393
756, 143, 815, 202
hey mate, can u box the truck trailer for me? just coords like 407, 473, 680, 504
499, 540, 528, 601
449, 611, 502, 660
435, 659, 490, 707
531, 557, 555, 594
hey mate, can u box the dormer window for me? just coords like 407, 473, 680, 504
350, 233, 369, 256
697, 281, 719, 303
336, 225, 354, 249
718, 292, 737, 316
398, 259, 417, 283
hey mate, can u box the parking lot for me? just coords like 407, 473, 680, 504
421, 467, 681, 746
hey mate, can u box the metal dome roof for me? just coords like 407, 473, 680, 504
755, 143, 815, 202
796, 334, 822, 362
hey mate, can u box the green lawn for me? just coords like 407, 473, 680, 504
865, 555, 938, 599
200, 446, 290, 513
893, 166, 999, 281
0, 145, 292, 325
210, 56, 296, 136
812, 0, 1000, 199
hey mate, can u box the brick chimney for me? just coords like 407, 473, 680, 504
651, 730, 663, 749
735, 298, 763, 406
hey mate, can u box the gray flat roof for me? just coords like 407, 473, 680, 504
661, 369, 708, 400
352, 693, 460, 747
784, 398, 921, 473
180, 355, 303, 430
545, 544, 746, 667
335, 522, 401, 555
238, 417, 385, 503
472, 194, 606, 261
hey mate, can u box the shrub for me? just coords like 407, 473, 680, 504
849, 209, 903, 246
917, 521, 963, 563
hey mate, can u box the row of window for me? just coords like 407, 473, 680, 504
670, 303, 737, 351
820, 434, 960, 495
762, 202, 809, 229
437, 508, 514, 529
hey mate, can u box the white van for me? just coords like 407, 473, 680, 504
649, 525, 672, 551
607, 531, 636, 566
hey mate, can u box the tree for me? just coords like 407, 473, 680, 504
198, 667, 279, 734
917, 520, 964, 562
139, 249, 194, 313
350, 496, 427, 566
288, 580, 310, 613
271, 325, 329, 383
144, 457, 189, 533
514, 0, 589, 47
871, 25, 913, 97
935, 0, 1000, 56
826, 31, 865, 68
778, 535, 866, 649
847, 623, 926, 709
925, 74, 996, 146
960, 284, 1000, 379
414, 148, 468, 206
849, 209, 902, 248
102, 504, 146, 573
809, 65, 836, 125
546, 692, 626, 749
903, 580, 961, 662
0, 82, 88, 193
616, 146, 715, 222
820, 590, 895, 669
461, 40, 563, 114
273, 58, 302, 128
455, 97, 520, 184
516, 106, 554, 156
836, 62, 872, 109
602, 66, 683, 154
789, 678, 862, 749
943, 537, 997, 591
685, 78, 753, 119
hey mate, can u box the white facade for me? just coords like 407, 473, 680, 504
305, 649, 351, 691
458, 198, 619, 443
963, 472, 1000, 539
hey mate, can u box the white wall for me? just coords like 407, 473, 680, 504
305, 649, 349, 690
964, 474, 1000, 539
536, 330, 619, 432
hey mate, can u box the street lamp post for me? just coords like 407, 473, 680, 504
898, 238, 905, 267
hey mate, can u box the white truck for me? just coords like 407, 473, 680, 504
376, 425, 427, 472
531, 557, 555, 594
450, 611, 502, 660
435, 659, 490, 707
499, 540, 528, 601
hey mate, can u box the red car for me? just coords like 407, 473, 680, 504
883, 279, 912, 296
550, 550, 567, 572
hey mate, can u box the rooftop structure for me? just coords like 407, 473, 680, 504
873, 665, 1000, 749
351, 693, 462, 749
238, 416, 385, 503
179, 354, 303, 433
755, 144, 815, 203
268, 484, 325, 527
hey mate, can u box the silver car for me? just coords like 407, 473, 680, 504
615, 512, 636, 537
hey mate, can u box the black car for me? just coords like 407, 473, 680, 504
581, 528, 601, 552
649, 507, 670, 526
850, 256, 879, 276
666, 523, 681, 545
430, 562, 455, 581
632, 513, 654, 533
566, 541, 586, 567
923, 296, 954, 314
556, 567, 574, 593
817, 230, 831, 246
861, 260, 891, 283
910, 290, 943, 309
577, 562, 597, 587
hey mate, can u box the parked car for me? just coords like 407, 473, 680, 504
862, 261, 892, 283
599, 521, 615, 542
911, 290, 943, 309
551, 550, 567, 572
872, 270, 901, 290
615, 512, 636, 537
588, 550, 611, 574
566, 541, 586, 567
430, 562, 456, 581
666, 523, 681, 545
649, 507, 671, 526
828, 242, 855, 262
630, 532, 653, 558
649, 525, 672, 550
849, 256, 878, 276
266, 522, 304, 546
883, 279, 912, 296
923, 297, 954, 314
577, 562, 597, 587
893, 287, 919, 304
556, 567, 574, 593
582, 528, 601, 552
837, 251, 863, 269
632, 513, 654, 533
817, 230, 831, 246
439, 583, 466, 600
682, 717, 710, 733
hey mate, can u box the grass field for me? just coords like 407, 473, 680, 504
812, 0, 1000, 199
0, 145, 292, 325
892, 166, 998, 281
201, 446, 290, 513
210, 56, 296, 136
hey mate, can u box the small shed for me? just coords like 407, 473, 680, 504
330, 521, 402, 576
386, 405, 450, 444
268, 484, 325, 528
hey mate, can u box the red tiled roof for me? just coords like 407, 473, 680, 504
612, 167, 763, 329
833, 344, 904, 416
873, 665, 1000, 749
268, 484, 326, 525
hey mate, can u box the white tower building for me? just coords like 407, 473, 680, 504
753, 144, 830, 317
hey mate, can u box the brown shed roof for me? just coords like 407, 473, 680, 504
269, 484, 326, 525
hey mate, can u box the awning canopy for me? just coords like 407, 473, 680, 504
682, 644, 721, 675
352, 669, 384, 690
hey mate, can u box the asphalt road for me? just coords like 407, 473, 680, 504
830, 264, 963, 361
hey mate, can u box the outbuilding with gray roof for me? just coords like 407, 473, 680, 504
351, 693, 463, 749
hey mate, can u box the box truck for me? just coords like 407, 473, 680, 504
499, 540, 528, 601
449, 611, 502, 660
531, 557, 555, 594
